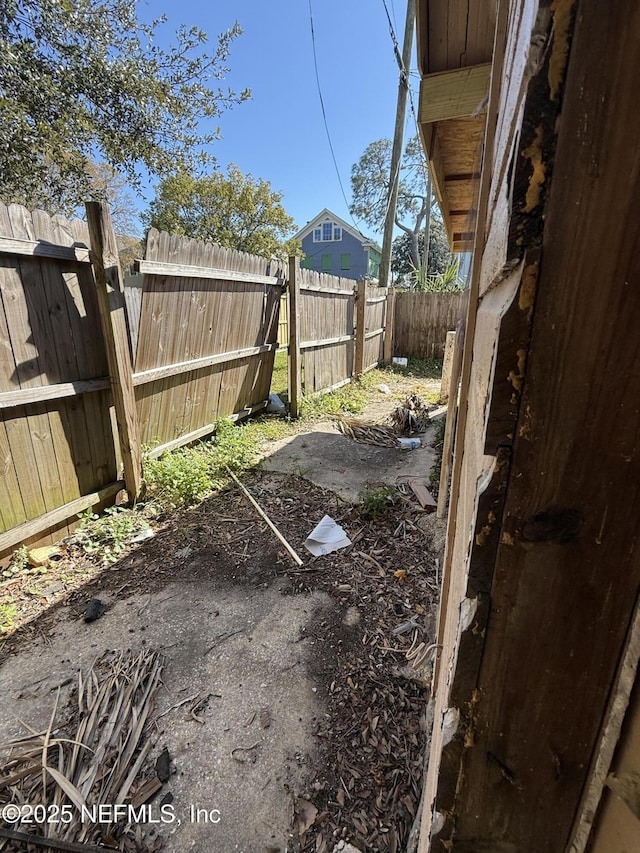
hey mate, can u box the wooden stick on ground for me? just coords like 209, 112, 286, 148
227, 469, 304, 566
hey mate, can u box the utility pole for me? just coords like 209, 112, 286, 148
379, 0, 416, 289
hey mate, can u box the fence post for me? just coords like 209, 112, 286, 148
440, 330, 457, 401
354, 278, 366, 376
288, 256, 302, 418
86, 202, 143, 502
437, 319, 465, 519
383, 288, 395, 362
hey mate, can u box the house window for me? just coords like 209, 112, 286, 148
312, 221, 343, 242
301, 255, 314, 270
321, 254, 332, 272
341, 253, 351, 270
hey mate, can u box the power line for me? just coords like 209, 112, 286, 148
308, 0, 361, 232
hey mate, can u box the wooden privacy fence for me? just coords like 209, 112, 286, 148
0, 204, 284, 557
287, 262, 393, 416
132, 229, 283, 455
393, 289, 468, 359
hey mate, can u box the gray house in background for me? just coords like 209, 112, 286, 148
296, 209, 382, 281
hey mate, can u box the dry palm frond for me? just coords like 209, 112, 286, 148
334, 416, 400, 448
390, 395, 430, 435
0, 650, 164, 851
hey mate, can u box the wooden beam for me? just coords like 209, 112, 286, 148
0, 378, 110, 409
364, 327, 385, 340
354, 279, 366, 376
288, 257, 301, 418
86, 202, 143, 501
436, 319, 464, 518
0, 482, 122, 554
421, 125, 453, 244
0, 236, 90, 263
300, 334, 354, 350
132, 344, 278, 387
384, 289, 395, 361
135, 258, 283, 287
419, 64, 491, 124
366, 295, 388, 305
299, 284, 355, 296
444, 172, 482, 182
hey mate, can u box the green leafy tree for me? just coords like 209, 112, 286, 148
350, 136, 434, 268
391, 220, 452, 282
0, 0, 250, 213
144, 167, 301, 260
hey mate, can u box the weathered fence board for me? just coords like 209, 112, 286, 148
297, 266, 356, 396
0, 204, 118, 552
393, 290, 468, 359
362, 284, 387, 372
133, 230, 283, 453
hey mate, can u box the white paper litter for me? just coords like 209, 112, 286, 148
303, 515, 352, 556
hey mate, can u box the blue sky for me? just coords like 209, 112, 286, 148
138, 0, 420, 241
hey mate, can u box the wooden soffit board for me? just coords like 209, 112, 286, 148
419, 63, 491, 124
421, 116, 484, 252
416, 0, 496, 76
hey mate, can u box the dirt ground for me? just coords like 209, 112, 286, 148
0, 376, 445, 853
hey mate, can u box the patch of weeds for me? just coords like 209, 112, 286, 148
74, 506, 150, 564
290, 461, 312, 478
144, 419, 260, 510
358, 484, 397, 518
381, 356, 443, 380
240, 414, 295, 445
210, 419, 259, 474
300, 383, 368, 419
145, 444, 215, 510
2, 545, 47, 580
0, 603, 18, 634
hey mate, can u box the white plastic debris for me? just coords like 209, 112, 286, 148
392, 357, 408, 367
267, 392, 286, 414
375, 383, 392, 395
398, 437, 421, 450
303, 515, 352, 556
129, 527, 155, 543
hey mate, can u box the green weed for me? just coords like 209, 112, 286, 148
0, 603, 18, 634
144, 418, 260, 511
358, 484, 397, 518
75, 506, 150, 564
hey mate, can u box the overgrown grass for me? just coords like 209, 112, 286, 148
67, 355, 444, 557
144, 418, 260, 511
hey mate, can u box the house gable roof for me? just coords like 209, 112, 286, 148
296, 208, 382, 252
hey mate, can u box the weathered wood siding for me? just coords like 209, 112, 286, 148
0, 204, 118, 551
419, 1, 640, 851
393, 290, 468, 359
